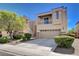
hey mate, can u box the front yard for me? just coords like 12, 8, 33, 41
0, 28, 78, 56
0, 35, 79, 56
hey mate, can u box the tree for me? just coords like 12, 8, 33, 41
68, 28, 75, 34
0, 10, 26, 39
67, 28, 75, 37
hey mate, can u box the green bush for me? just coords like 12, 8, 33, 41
0, 36, 10, 43
54, 36, 74, 48
24, 33, 32, 40
67, 33, 75, 37
22, 36, 27, 41
13, 34, 24, 40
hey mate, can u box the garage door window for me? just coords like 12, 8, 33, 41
40, 29, 60, 32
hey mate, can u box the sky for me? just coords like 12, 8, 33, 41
0, 3, 78, 30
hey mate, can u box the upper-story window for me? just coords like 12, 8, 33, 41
56, 11, 59, 19
44, 17, 49, 24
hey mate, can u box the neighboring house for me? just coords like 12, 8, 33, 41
32, 6, 68, 39
28, 21, 37, 37
75, 21, 79, 38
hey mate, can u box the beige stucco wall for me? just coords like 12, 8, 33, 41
52, 8, 67, 33
2, 31, 8, 36
37, 24, 61, 32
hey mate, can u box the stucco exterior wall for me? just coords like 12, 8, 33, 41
37, 24, 61, 32
52, 8, 67, 33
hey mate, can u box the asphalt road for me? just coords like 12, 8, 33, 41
0, 50, 15, 56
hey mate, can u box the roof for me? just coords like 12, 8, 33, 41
38, 11, 52, 17
37, 6, 67, 17
51, 6, 67, 10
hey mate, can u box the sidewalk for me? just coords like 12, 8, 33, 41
0, 44, 73, 56
72, 39, 79, 56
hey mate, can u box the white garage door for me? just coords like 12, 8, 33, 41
38, 29, 60, 39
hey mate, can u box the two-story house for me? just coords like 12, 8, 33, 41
33, 6, 67, 39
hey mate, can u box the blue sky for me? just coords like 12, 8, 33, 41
0, 3, 78, 30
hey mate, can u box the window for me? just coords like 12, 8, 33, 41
44, 17, 49, 24
56, 11, 59, 19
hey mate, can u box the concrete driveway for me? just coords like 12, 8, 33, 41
16, 39, 57, 51
0, 39, 72, 56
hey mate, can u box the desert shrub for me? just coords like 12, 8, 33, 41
0, 36, 10, 43
24, 33, 32, 40
13, 34, 24, 40
67, 28, 75, 37
54, 36, 74, 48
22, 35, 27, 41
67, 33, 75, 37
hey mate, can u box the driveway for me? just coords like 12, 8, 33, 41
0, 39, 72, 56
16, 39, 57, 51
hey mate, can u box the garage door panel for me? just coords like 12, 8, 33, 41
38, 30, 60, 39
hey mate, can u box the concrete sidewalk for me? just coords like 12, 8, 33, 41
72, 39, 79, 56
0, 44, 73, 56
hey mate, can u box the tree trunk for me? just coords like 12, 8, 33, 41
7, 31, 13, 40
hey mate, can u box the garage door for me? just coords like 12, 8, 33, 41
38, 29, 60, 39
